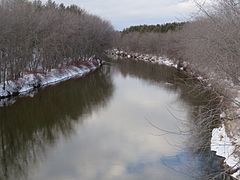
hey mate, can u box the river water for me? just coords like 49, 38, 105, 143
0, 60, 231, 180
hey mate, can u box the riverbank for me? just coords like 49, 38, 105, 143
0, 59, 103, 107
108, 49, 240, 179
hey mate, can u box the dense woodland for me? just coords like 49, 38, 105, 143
117, 0, 240, 90
122, 22, 186, 34
0, 0, 114, 89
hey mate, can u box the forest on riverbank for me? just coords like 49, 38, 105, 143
0, 0, 114, 90
1, 0, 239, 100
116, 0, 240, 94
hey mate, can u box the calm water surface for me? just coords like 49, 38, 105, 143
0, 60, 227, 180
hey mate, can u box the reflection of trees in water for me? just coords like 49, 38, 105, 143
115, 60, 234, 179
0, 67, 113, 180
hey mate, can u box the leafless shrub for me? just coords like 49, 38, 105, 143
182, 0, 240, 85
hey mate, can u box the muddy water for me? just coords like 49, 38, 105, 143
0, 60, 230, 180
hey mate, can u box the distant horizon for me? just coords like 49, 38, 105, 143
40, 0, 200, 30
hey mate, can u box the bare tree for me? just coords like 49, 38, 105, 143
0, 0, 114, 84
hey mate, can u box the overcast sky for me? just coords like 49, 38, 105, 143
42, 0, 199, 30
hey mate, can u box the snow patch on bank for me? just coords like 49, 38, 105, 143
211, 124, 240, 178
109, 49, 182, 69
0, 59, 102, 106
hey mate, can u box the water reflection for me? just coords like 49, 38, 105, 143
114, 60, 230, 179
0, 60, 232, 180
0, 68, 114, 180
27, 70, 193, 180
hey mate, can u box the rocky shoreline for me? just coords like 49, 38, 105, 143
0, 59, 103, 107
108, 49, 240, 179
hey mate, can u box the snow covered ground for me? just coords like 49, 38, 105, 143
212, 91, 240, 179
0, 59, 102, 106
109, 49, 180, 69
211, 124, 240, 179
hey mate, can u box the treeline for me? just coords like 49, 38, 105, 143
122, 22, 186, 34
116, 0, 240, 88
0, 0, 114, 87
115, 31, 182, 58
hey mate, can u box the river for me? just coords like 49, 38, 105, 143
0, 60, 232, 180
